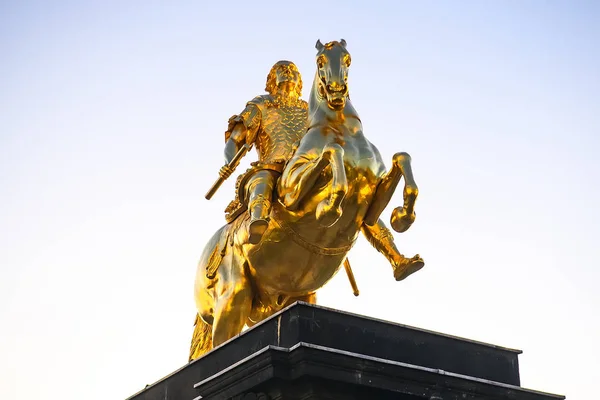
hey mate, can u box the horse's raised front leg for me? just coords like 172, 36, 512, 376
279, 152, 331, 211
316, 143, 347, 227
364, 152, 418, 233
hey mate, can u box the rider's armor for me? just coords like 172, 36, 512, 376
227, 94, 308, 163
224, 95, 308, 234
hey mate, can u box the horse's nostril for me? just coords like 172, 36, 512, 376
327, 83, 346, 93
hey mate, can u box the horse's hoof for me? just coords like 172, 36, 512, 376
316, 201, 342, 227
390, 207, 416, 233
248, 219, 268, 244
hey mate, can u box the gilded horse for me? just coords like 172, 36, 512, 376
190, 39, 424, 360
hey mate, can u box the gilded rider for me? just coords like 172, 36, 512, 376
219, 61, 308, 244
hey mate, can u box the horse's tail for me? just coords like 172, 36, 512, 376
189, 313, 212, 361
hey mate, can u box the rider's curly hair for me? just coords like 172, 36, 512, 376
265, 61, 303, 97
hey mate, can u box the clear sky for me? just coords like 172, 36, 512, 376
1, 1, 598, 399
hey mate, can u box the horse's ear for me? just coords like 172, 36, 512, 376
316, 39, 324, 51
340, 39, 347, 48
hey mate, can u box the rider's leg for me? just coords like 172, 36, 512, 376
360, 220, 424, 281
246, 170, 277, 244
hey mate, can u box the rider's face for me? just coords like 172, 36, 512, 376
275, 64, 300, 90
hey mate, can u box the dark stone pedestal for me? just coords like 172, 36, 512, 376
127, 302, 564, 400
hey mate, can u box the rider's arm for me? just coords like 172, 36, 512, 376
224, 124, 247, 164
223, 102, 262, 164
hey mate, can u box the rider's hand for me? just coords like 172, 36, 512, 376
219, 164, 234, 179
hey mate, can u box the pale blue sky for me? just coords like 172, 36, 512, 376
1, 1, 599, 399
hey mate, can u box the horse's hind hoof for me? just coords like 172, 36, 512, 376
248, 219, 268, 244
316, 201, 342, 227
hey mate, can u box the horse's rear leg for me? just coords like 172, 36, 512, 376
191, 226, 228, 360
246, 292, 317, 329
211, 260, 253, 347
364, 152, 418, 232
316, 143, 347, 227
284, 292, 317, 306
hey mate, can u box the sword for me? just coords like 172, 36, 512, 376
344, 258, 359, 296
205, 143, 251, 200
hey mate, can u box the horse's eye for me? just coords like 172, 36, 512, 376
317, 56, 326, 68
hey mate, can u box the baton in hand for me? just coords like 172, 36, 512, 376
205, 144, 251, 200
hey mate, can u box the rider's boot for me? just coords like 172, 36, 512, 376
248, 195, 270, 244
361, 220, 425, 282
392, 253, 425, 281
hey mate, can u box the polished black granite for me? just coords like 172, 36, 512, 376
126, 302, 564, 400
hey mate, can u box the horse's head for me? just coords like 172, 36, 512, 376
315, 39, 351, 111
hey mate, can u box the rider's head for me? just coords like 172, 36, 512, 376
265, 61, 303, 98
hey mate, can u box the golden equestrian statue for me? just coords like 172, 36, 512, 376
207, 60, 309, 245
190, 40, 424, 361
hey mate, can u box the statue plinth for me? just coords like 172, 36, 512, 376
127, 302, 563, 400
